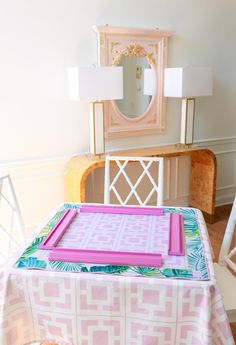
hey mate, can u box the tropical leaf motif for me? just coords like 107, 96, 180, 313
44, 211, 66, 230
89, 265, 129, 274
161, 268, 193, 279
185, 229, 199, 238
188, 246, 202, 269
16, 236, 46, 263
39, 227, 52, 236
17, 257, 47, 269
29, 235, 46, 248
130, 266, 162, 276
184, 219, 199, 237
49, 260, 84, 272
35, 210, 66, 238
178, 208, 196, 217
164, 208, 196, 217
165, 208, 199, 237
81, 266, 89, 272
163, 207, 176, 214
64, 203, 81, 210
187, 238, 201, 251
184, 216, 198, 226
197, 254, 209, 279
188, 246, 209, 279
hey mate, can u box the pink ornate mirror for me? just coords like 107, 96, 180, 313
93, 26, 174, 138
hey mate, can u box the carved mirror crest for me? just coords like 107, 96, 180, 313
93, 26, 173, 138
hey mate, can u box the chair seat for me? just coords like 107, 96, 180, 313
214, 262, 236, 322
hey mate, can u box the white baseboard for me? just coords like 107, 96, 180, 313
216, 185, 236, 206
196, 136, 236, 206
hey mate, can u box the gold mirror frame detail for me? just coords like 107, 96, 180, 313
93, 25, 174, 139
112, 44, 156, 66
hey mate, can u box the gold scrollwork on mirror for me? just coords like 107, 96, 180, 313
112, 44, 156, 66
93, 26, 174, 138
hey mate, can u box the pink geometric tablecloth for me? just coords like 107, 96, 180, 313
0, 206, 234, 345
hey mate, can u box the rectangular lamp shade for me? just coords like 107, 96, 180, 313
164, 67, 212, 98
68, 66, 123, 101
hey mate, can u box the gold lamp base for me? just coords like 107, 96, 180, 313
180, 97, 195, 146
175, 143, 193, 149
89, 101, 105, 157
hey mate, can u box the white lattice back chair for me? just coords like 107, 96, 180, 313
0, 177, 67, 345
0, 174, 25, 267
213, 196, 236, 322
104, 156, 164, 206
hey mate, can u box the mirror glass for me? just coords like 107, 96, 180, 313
115, 56, 153, 119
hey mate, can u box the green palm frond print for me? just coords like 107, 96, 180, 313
130, 266, 162, 276
15, 204, 209, 280
16, 236, 46, 263
49, 261, 84, 272
89, 265, 129, 274
17, 257, 47, 269
161, 268, 193, 279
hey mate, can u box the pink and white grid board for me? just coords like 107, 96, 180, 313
47, 206, 187, 269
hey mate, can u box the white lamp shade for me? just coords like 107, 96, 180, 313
68, 66, 123, 101
144, 68, 153, 96
164, 67, 212, 97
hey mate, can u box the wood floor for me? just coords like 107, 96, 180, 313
206, 204, 236, 342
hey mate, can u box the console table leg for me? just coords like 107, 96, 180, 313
190, 150, 217, 223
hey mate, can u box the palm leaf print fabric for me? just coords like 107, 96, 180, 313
15, 203, 209, 280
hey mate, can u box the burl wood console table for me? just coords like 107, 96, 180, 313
65, 145, 217, 223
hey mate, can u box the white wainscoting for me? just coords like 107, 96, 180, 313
0, 157, 69, 235
162, 136, 236, 207
195, 136, 236, 206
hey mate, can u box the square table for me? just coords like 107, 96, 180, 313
0, 203, 234, 345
